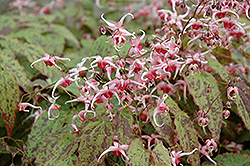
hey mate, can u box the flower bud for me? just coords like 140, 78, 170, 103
99, 25, 106, 35
223, 110, 230, 119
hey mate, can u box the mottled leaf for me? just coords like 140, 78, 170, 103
0, 51, 32, 91
78, 116, 113, 165
184, 71, 223, 141
89, 36, 115, 56
35, 125, 71, 165
202, 153, 250, 166
175, 112, 199, 166
0, 35, 23, 53
25, 32, 54, 53
152, 139, 172, 166
44, 33, 65, 55
0, 69, 19, 137
150, 107, 175, 146
0, 16, 17, 35
50, 25, 80, 48
115, 107, 133, 145
234, 81, 250, 130
127, 138, 150, 165
205, 54, 231, 82
42, 132, 76, 166
22, 112, 66, 166
21, 43, 61, 81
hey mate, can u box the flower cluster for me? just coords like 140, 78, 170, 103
18, 0, 250, 165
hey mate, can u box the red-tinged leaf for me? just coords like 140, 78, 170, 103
175, 112, 199, 166
78, 116, 113, 165
234, 81, 250, 130
22, 112, 66, 166
0, 69, 19, 137
35, 125, 72, 165
127, 138, 150, 165
0, 50, 32, 91
205, 54, 231, 82
184, 71, 223, 141
202, 153, 250, 166
115, 107, 133, 145
152, 139, 172, 166
150, 108, 175, 146
21, 43, 61, 81
42, 133, 76, 166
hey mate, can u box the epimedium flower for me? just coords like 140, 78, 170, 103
18, 103, 42, 112
48, 96, 60, 120
128, 30, 147, 57
153, 94, 170, 127
30, 53, 70, 70
101, 13, 135, 50
51, 74, 78, 99
227, 86, 239, 100
170, 148, 198, 166
98, 142, 129, 162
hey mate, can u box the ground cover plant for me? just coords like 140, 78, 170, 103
1, 0, 250, 165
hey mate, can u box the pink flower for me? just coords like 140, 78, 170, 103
170, 148, 198, 166
101, 13, 135, 50
18, 103, 42, 112
153, 94, 169, 127
52, 74, 77, 99
227, 86, 239, 100
98, 142, 129, 162
48, 96, 60, 120
30, 53, 70, 70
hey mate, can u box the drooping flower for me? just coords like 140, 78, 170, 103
98, 142, 129, 162
227, 86, 239, 100
18, 103, 42, 112
170, 148, 198, 166
30, 53, 70, 70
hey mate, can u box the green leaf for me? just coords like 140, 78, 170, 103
127, 138, 150, 165
202, 153, 250, 166
44, 33, 65, 55
25, 32, 55, 53
0, 35, 23, 53
21, 43, 62, 82
0, 50, 32, 91
0, 69, 19, 137
42, 132, 77, 165
78, 116, 113, 165
22, 112, 66, 166
205, 54, 231, 82
234, 81, 250, 130
184, 71, 223, 141
0, 16, 17, 35
50, 25, 80, 48
149, 107, 175, 146
175, 112, 199, 166
152, 139, 172, 166
35, 125, 72, 165
115, 107, 133, 145
89, 36, 116, 56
